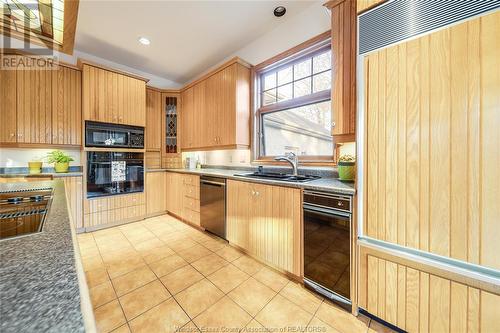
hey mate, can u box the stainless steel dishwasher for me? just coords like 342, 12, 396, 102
200, 176, 226, 239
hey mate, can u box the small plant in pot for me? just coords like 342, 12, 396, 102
46, 150, 74, 173
338, 154, 356, 181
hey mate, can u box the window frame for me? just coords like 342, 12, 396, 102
252, 33, 334, 164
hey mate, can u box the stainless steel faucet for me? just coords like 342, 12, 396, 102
274, 152, 299, 176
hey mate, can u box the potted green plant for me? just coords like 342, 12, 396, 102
338, 154, 356, 181
28, 157, 43, 174
46, 150, 74, 173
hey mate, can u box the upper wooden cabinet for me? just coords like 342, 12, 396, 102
82, 62, 147, 127
146, 88, 162, 151
180, 58, 251, 151
0, 55, 81, 146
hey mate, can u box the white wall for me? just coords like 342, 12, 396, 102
0, 148, 81, 168
0, 35, 182, 89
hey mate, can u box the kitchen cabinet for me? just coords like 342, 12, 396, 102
326, 0, 356, 143
146, 171, 167, 216
161, 93, 182, 169
63, 176, 83, 230
146, 88, 162, 151
0, 66, 16, 143
166, 172, 200, 226
226, 179, 302, 276
83, 193, 145, 230
180, 58, 251, 151
82, 62, 147, 127
358, 250, 500, 332
51, 66, 82, 145
0, 55, 81, 146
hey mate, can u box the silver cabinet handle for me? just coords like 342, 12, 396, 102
10, 133, 15, 137
332, 122, 336, 128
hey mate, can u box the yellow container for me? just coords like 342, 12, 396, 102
54, 162, 69, 173
28, 161, 42, 174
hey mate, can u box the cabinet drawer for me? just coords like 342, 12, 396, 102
84, 204, 145, 228
183, 196, 200, 212
183, 185, 199, 200
183, 208, 200, 226
183, 174, 199, 186
85, 193, 145, 214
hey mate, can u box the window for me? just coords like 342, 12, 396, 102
254, 38, 333, 162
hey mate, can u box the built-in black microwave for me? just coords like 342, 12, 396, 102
85, 121, 144, 149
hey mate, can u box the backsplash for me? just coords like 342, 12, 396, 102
182, 142, 355, 168
0, 148, 81, 168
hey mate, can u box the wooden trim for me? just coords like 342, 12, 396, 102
146, 86, 181, 94
77, 59, 150, 82
61, 0, 80, 55
181, 144, 250, 152
323, 0, 346, 9
181, 57, 252, 91
252, 160, 335, 167
333, 133, 356, 143
358, 242, 500, 296
253, 30, 331, 72
0, 143, 82, 149
83, 147, 146, 153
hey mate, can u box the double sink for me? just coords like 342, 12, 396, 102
235, 172, 320, 183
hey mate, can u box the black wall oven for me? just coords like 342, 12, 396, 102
85, 121, 144, 149
86, 152, 144, 198
303, 190, 352, 309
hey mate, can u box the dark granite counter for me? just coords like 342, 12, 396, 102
0, 180, 88, 332
164, 167, 356, 195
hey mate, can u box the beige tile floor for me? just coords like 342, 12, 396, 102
77, 214, 395, 333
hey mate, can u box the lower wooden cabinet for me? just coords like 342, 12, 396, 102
83, 192, 145, 230
226, 179, 302, 276
62, 176, 83, 230
358, 249, 500, 333
166, 172, 200, 226
146, 171, 167, 216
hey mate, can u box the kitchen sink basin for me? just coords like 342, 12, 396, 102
234, 172, 320, 183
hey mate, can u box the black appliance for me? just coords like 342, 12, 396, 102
200, 176, 226, 239
86, 151, 144, 198
303, 190, 352, 308
0, 188, 52, 240
85, 121, 144, 149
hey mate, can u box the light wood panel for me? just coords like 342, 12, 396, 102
356, 0, 385, 13
146, 171, 167, 216
82, 64, 146, 126
180, 62, 250, 151
16, 58, 52, 144
166, 172, 184, 217
146, 88, 162, 151
84, 205, 146, 230
361, 254, 500, 333
52, 66, 82, 145
363, 11, 500, 270
0, 62, 17, 143
63, 176, 83, 230
165, 172, 200, 226
84, 193, 145, 215
226, 179, 302, 276
327, 0, 356, 141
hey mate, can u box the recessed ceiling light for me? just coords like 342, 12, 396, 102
138, 37, 150, 45
274, 6, 286, 17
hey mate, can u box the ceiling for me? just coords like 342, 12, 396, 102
75, 0, 318, 85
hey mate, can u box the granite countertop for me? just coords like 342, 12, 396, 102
0, 180, 86, 332
164, 167, 356, 195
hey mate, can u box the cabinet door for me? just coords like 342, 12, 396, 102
204, 73, 220, 147
16, 59, 52, 144
180, 87, 194, 149
193, 81, 206, 147
166, 172, 183, 217
0, 65, 17, 143
63, 176, 83, 229
122, 76, 146, 126
146, 89, 162, 150
146, 172, 167, 215
82, 65, 111, 123
217, 64, 236, 146
226, 180, 252, 250
52, 66, 82, 145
